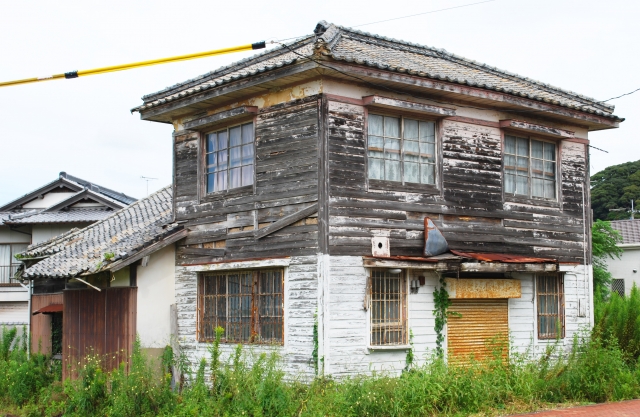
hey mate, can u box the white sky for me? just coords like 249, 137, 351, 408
0, 0, 638, 203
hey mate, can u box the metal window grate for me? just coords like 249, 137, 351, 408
369, 270, 407, 346
198, 269, 283, 344
536, 274, 565, 339
612, 279, 625, 297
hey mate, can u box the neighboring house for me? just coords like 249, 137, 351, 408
607, 219, 640, 296
131, 21, 619, 377
0, 172, 136, 343
17, 186, 184, 379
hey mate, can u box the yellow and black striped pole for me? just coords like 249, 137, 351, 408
0, 41, 266, 88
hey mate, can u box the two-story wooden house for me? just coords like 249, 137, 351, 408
133, 21, 623, 377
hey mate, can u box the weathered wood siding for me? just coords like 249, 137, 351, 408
326, 98, 589, 263
173, 96, 320, 265
175, 256, 318, 379
31, 293, 63, 354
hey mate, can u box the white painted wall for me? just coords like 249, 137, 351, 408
137, 244, 176, 349
22, 192, 76, 209
605, 245, 640, 295
0, 301, 29, 325
0, 225, 31, 244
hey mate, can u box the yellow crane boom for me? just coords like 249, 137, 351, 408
0, 41, 266, 88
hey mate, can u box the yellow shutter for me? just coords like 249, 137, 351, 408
447, 299, 509, 364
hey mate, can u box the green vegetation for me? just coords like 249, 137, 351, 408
591, 160, 640, 220
103, 252, 115, 261
592, 219, 623, 301
3, 324, 640, 417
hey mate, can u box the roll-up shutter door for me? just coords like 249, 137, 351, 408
447, 299, 508, 364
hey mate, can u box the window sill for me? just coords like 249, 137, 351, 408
504, 195, 560, 208
201, 184, 253, 203
367, 345, 411, 351
368, 179, 439, 195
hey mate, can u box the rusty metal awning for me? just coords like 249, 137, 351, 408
32, 304, 63, 315
449, 250, 556, 263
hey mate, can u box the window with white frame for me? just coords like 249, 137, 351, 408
369, 270, 408, 346
367, 114, 436, 185
504, 135, 557, 200
0, 243, 28, 284
198, 269, 283, 344
205, 122, 255, 193
536, 274, 565, 339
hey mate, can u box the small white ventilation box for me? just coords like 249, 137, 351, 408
371, 237, 390, 257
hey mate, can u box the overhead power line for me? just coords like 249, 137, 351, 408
600, 87, 640, 103
0, 42, 266, 88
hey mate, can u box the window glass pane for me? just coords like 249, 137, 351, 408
241, 144, 253, 166
544, 142, 555, 161
505, 136, 516, 154
229, 167, 241, 189
206, 153, 217, 171
544, 180, 556, 199
421, 163, 435, 185
207, 173, 216, 193
516, 174, 528, 195
241, 165, 253, 187
544, 161, 555, 180
516, 137, 529, 156
385, 138, 401, 160
419, 121, 435, 142
230, 146, 242, 168
215, 171, 227, 192
386, 160, 401, 182
504, 155, 516, 173
368, 158, 384, 180
242, 123, 254, 144
404, 162, 419, 183
217, 148, 228, 170
207, 133, 217, 152
505, 173, 515, 194
531, 140, 543, 159
516, 156, 528, 174
369, 135, 384, 152
404, 140, 419, 161
531, 159, 543, 178
230, 126, 242, 147
217, 130, 228, 150
532, 178, 544, 198
368, 114, 384, 136
421, 142, 435, 162
404, 119, 419, 140
384, 116, 400, 138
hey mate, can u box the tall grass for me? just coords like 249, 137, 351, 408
2, 324, 640, 416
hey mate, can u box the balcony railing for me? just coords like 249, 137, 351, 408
0, 265, 20, 284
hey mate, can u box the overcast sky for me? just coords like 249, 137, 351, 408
0, 0, 638, 203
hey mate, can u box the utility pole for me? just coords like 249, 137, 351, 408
140, 176, 158, 197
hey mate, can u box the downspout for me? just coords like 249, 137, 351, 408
27, 279, 31, 356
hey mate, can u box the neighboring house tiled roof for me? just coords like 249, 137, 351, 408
610, 220, 640, 244
133, 21, 620, 120
0, 172, 137, 228
20, 186, 181, 279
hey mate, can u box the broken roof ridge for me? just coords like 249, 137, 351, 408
140, 34, 316, 103
322, 21, 614, 113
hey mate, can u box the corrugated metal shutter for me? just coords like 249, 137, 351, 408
447, 299, 508, 364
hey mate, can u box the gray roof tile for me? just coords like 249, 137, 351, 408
610, 219, 640, 244
133, 21, 620, 120
21, 186, 178, 279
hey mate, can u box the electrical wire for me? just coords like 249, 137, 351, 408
599, 87, 640, 103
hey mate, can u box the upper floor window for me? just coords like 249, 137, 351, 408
205, 122, 254, 193
367, 114, 436, 185
504, 135, 557, 200
0, 243, 28, 284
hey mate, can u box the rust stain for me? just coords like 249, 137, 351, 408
445, 278, 521, 299
450, 250, 555, 264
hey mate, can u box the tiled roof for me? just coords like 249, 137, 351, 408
133, 21, 620, 120
610, 220, 640, 244
21, 186, 180, 279
3, 209, 114, 224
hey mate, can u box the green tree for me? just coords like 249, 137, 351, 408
592, 219, 623, 304
591, 160, 640, 220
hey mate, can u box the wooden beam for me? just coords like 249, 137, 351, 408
107, 228, 187, 272
254, 203, 319, 239
182, 247, 226, 257
460, 262, 557, 273
183, 106, 258, 131
499, 119, 575, 140
363, 95, 456, 117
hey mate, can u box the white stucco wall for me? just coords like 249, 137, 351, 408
32, 223, 92, 244
605, 245, 640, 295
137, 244, 176, 348
0, 225, 31, 244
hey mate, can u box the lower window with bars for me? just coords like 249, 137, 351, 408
368, 269, 408, 346
536, 273, 565, 339
198, 269, 284, 344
